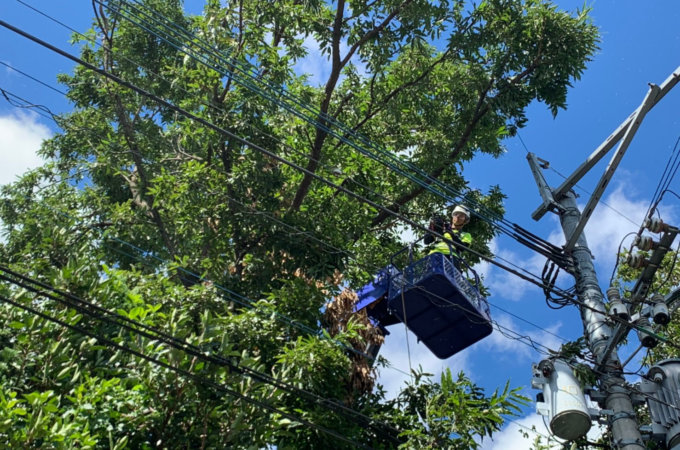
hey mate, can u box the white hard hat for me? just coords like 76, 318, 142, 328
452, 205, 470, 219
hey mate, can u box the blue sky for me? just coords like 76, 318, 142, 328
2, 1, 680, 447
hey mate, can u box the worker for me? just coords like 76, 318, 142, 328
425, 205, 472, 267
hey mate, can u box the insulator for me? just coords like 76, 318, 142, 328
609, 299, 630, 321
636, 318, 658, 348
645, 217, 667, 233
635, 235, 657, 251
651, 294, 670, 325
606, 287, 621, 301
626, 252, 648, 269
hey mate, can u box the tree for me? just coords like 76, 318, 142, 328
0, 0, 598, 447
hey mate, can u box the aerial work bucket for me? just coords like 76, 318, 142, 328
387, 252, 492, 359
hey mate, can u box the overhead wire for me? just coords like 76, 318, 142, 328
0, 42, 584, 382
9, 0, 680, 438
92, 0, 571, 266
645, 135, 680, 220
1, 7, 588, 370
0, 264, 403, 446
0, 291, 376, 449
9, 7, 660, 434
8, 0, 581, 328
0, 83, 573, 376
0, 19, 583, 312
14, 0, 415, 224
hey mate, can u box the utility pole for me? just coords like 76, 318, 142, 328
527, 67, 680, 449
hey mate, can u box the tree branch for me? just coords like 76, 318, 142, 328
290, 0, 413, 211
370, 78, 494, 226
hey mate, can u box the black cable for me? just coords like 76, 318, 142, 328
0, 265, 403, 443
0, 292, 373, 449
609, 232, 637, 286
646, 136, 680, 220
6, 0, 576, 297
0, 59, 68, 96
99, 0, 572, 261
0, 19, 583, 306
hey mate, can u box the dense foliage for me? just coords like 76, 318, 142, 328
0, 0, 598, 447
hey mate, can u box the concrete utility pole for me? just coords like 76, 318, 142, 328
557, 191, 643, 449
527, 67, 680, 449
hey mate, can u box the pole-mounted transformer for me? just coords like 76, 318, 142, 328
640, 359, 680, 449
532, 359, 595, 441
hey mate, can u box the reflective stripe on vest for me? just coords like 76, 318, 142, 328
429, 230, 471, 256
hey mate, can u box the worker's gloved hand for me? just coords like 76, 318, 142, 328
424, 234, 434, 245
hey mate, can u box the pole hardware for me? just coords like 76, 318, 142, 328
532, 359, 593, 441
635, 317, 658, 348
607, 287, 631, 321
626, 252, 649, 269
634, 235, 658, 251
650, 293, 670, 325
645, 217, 668, 234
640, 360, 680, 448
528, 67, 680, 450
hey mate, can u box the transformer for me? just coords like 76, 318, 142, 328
532, 359, 593, 441
640, 359, 680, 449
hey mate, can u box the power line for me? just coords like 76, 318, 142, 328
0, 264, 403, 445
0, 84, 568, 379
6, 1, 577, 310
14, 0, 415, 222
95, 0, 570, 264
0, 7, 588, 360
0, 77, 576, 363
0, 59, 582, 374
0, 21, 580, 309
0, 291, 375, 449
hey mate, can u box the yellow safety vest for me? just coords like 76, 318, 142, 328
429, 230, 472, 257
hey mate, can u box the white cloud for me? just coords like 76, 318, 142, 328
0, 111, 50, 186
480, 412, 606, 450
377, 324, 473, 400
293, 33, 368, 88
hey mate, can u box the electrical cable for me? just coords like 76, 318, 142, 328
655, 238, 680, 293
1, 8, 590, 366
0, 83, 573, 380
9, 0, 680, 440
646, 136, 680, 220
0, 264, 404, 444
0, 87, 59, 123
609, 231, 638, 286
8, 1, 577, 313
14, 0, 416, 223
1, 85, 577, 364
0, 77, 584, 385
0, 21, 581, 309
0, 291, 375, 449
0, 60, 68, 96
95, 0, 572, 264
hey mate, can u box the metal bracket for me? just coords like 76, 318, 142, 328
531, 67, 680, 222
527, 152, 560, 220
563, 84, 660, 252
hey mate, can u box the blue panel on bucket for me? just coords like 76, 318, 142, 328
387, 253, 492, 359
354, 265, 400, 328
